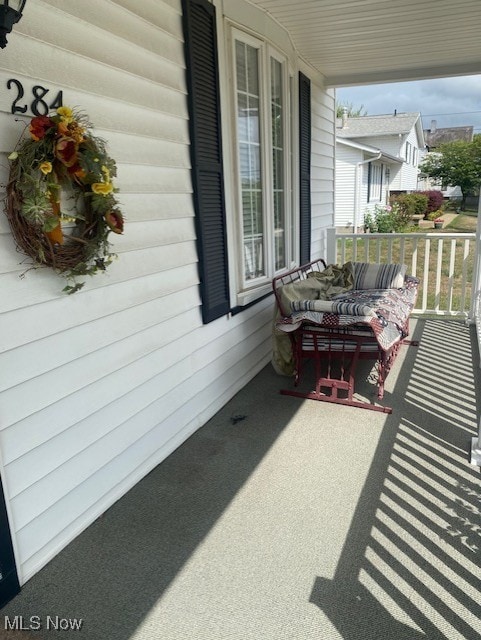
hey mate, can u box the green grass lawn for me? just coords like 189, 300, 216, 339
445, 210, 478, 233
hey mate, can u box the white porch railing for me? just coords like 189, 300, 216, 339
326, 228, 476, 318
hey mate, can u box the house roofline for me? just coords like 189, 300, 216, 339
337, 138, 402, 164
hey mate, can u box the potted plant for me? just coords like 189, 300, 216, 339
434, 218, 444, 229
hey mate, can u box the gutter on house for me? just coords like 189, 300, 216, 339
354, 151, 382, 233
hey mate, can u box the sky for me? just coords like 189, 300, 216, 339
336, 74, 481, 135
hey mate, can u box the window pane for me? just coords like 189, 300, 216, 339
236, 40, 264, 281
271, 57, 285, 270
368, 163, 382, 202
235, 41, 247, 92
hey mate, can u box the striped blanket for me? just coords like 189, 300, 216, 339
277, 275, 419, 352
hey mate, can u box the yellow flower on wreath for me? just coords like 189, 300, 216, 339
39, 161, 53, 175
57, 106, 74, 123
92, 182, 114, 195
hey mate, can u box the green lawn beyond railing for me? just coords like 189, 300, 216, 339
333, 232, 476, 316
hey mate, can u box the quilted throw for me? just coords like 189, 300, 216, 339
277, 276, 419, 352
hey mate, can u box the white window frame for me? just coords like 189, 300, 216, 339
228, 27, 294, 306
368, 162, 383, 202
405, 141, 412, 163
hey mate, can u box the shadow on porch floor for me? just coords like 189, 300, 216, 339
2, 319, 481, 640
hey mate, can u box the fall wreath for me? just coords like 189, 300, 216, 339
5, 106, 124, 293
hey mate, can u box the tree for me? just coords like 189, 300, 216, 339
419, 135, 481, 210
336, 102, 367, 118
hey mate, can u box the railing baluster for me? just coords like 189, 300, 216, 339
338, 237, 344, 264
434, 238, 443, 311
460, 238, 470, 314
411, 236, 418, 278
387, 237, 393, 263
400, 236, 406, 265
422, 238, 430, 312
447, 239, 456, 313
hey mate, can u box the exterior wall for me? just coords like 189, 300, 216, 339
397, 126, 421, 190
310, 83, 336, 257
0, 0, 203, 586
361, 135, 400, 158
335, 145, 393, 229
334, 144, 359, 227
360, 130, 421, 192
359, 161, 389, 224
0, 0, 335, 586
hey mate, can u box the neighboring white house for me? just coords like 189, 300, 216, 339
335, 113, 425, 229
0, 0, 479, 609
335, 138, 402, 230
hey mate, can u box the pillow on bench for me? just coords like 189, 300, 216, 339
352, 261, 406, 290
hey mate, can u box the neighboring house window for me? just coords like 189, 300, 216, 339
232, 29, 293, 291
368, 162, 383, 202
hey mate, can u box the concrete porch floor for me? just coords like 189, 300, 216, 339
2, 318, 481, 640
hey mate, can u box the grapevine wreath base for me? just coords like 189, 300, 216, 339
5, 106, 124, 293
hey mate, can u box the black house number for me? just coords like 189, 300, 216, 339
7, 78, 63, 116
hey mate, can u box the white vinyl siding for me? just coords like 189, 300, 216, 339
335, 142, 393, 228
334, 143, 358, 227
357, 128, 421, 192
0, 0, 197, 584
398, 126, 421, 190
310, 84, 335, 259
0, 0, 272, 585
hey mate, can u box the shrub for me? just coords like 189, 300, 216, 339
364, 203, 410, 233
418, 190, 444, 214
391, 193, 428, 217
427, 209, 443, 221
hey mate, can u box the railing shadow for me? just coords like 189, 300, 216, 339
2, 319, 480, 640
310, 319, 481, 639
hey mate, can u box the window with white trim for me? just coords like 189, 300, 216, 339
232, 29, 293, 295
368, 162, 383, 202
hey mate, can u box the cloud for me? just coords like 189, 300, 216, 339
336, 75, 481, 132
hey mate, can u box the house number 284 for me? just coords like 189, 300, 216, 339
7, 79, 63, 116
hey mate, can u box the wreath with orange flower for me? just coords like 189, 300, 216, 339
5, 106, 124, 293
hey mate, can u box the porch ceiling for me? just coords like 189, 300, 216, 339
249, 0, 481, 86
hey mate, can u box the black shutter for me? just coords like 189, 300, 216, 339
299, 72, 311, 265
0, 475, 20, 607
182, 0, 230, 323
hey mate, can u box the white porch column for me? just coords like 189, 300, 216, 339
326, 227, 337, 265
471, 426, 481, 466
470, 188, 481, 466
